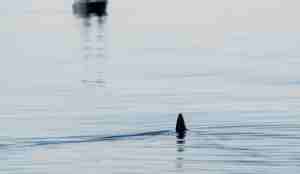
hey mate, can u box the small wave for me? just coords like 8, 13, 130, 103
200, 123, 300, 130
193, 123, 300, 140
0, 144, 8, 148
0, 143, 13, 150
288, 80, 300, 85
194, 131, 300, 139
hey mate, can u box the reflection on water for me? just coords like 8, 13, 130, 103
74, 5, 108, 87
176, 132, 186, 170
176, 132, 186, 145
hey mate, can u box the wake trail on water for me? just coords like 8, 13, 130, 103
1, 130, 172, 149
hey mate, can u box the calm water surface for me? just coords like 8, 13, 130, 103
1, 0, 300, 173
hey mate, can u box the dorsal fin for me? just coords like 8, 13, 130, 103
176, 113, 187, 133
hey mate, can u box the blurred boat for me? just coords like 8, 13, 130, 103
73, 0, 108, 17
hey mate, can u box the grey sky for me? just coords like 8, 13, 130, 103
113, 0, 300, 32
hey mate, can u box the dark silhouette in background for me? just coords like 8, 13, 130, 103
73, 0, 108, 18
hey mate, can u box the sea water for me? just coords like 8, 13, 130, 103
1, 0, 300, 173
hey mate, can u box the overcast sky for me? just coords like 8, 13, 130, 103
111, 0, 300, 32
